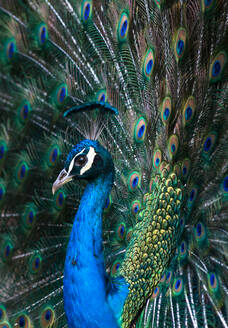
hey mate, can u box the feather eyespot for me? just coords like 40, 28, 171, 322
142, 49, 155, 79
134, 117, 147, 143
0, 140, 7, 161
188, 187, 198, 207
194, 222, 207, 245
209, 52, 227, 82
1, 240, 13, 262
202, 132, 217, 155
131, 200, 141, 215
128, 171, 141, 191
5, 38, 16, 61
152, 286, 160, 298
53, 84, 68, 107
181, 159, 191, 179
29, 253, 42, 274
111, 260, 121, 276
174, 28, 187, 61
166, 271, 172, 285
16, 161, 29, 184
47, 145, 60, 167
0, 305, 6, 322
161, 97, 172, 125
0, 184, 5, 203
179, 241, 188, 261
168, 135, 179, 158
54, 190, 65, 210
40, 307, 55, 328
81, 1, 92, 23
202, 0, 214, 11
17, 101, 31, 124
117, 223, 126, 241
117, 12, 129, 42
222, 176, 228, 195
14, 314, 31, 328
22, 205, 37, 230
172, 278, 184, 296
38, 24, 48, 45
160, 273, 166, 283
153, 149, 162, 169
96, 90, 107, 102
208, 273, 219, 293
104, 195, 112, 212
182, 97, 196, 126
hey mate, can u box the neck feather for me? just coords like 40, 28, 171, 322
63, 169, 119, 328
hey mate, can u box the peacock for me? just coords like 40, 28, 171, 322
0, 0, 228, 327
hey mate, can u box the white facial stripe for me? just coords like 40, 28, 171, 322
80, 147, 97, 175
68, 148, 85, 175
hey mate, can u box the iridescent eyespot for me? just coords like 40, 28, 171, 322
194, 222, 207, 244
152, 286, 160, 298
153, 149, 162, 169
117, 223, 126, 241
1, 240, 13, 262
174, 28, 187, 61
0, 183, 6, 204
179, 241, 188, 261
222, 176, 228, 197
128, 171, 141, 191
40, 307, 55, 328
17, 101, 31, 124
160, 273, 166, 283
38, 23, 48, 45
188, 187, 198, 207
166, 271, 172, 285
209, 51, 227, 83
111, 260, 121, 276
181, 158, 191, 179
29, 253, 42, 274
81, 0, 92, 23
131, 200, 141, 215
54, 190, 65, 210
96, 90, 107, 102
172, 277, 184, 296
4, 38, 16, 61
161, 97, 172, 124
202, 132, 217, 155
182, 96, 196, 126
22, 204, 37, 230
125, 228, 133, 243
0, 305, 6, 322
134, 117, 147, 143
0, 140, 7, 161
168, 135, 179, 158
47, 145, 60, 167
16, 161, 29, 184
104, 194, 112, 212
14, 313, 31, 328
117, 12, 129, 42
53, 84, 68, 107
208, 272, 219, 294
142, 48, 155, 79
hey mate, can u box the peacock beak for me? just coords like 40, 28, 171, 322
52, 168, 73, 195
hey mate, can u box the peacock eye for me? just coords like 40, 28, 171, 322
75, 155, 87, 166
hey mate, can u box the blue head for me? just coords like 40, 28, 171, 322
52, 139, 114, 194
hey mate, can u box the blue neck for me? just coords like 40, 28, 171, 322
63, 170, 119, 328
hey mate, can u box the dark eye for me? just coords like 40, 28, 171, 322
75, 155, 87, 166
94, 154, 103, 165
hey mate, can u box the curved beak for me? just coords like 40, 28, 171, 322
52, 168, 73, 195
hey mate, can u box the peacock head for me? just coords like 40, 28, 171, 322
52, 139, 113, 194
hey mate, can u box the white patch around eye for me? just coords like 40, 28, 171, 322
80, 147, 97, 175
68, 148, 85, 175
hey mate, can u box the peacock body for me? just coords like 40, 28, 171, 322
0, 0, 228, 327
